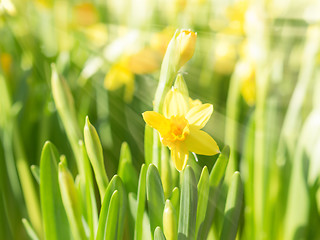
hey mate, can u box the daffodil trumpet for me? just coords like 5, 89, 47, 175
143, 88, 220, 171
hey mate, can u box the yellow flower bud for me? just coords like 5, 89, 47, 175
176, 30, 197, 68
163, 200, 178, 240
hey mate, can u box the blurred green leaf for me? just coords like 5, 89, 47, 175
22, 218, 39, 240
147, 164, 165, 239
40, 141, 70, 240
178, 166, 197, 239
30, 165, 40, 184
220, 172, 243, 240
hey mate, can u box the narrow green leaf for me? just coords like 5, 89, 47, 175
170, 187, 180, 217
135, 164, 147, 240
147, 164, 165, 239
161, 146, 172, 198
163, 200, 177, 240
105, 190, 120, 240
144, 125, 153, 166
198, 145, 230, 239
30, 165, 40, 184
118, 142, 138, 194
178, 166, 197, 239
51, 64, 82, 164
195, 166, 210, 238
96, 175, 127, 240
154, 227, 167, 240
22, 218, 39, 240
79, 140, 98, 240
209, 146, 230, 187
58, 157, 86, 240
84, 116, 109, 200
40, 141, 70, 240
220, 172, 243, 240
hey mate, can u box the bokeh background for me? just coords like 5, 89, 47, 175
1, 0, 320, 239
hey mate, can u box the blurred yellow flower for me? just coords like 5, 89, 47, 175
143, 88, 219, 171
127, 48, 162, 74
73, 3, 98, 27
225, 0, 249, 35
150, 27, 175, 56
238, 60, 255, 106
0, 53, 12, 76
213, 40, 237, 74
104, 58, 134, 102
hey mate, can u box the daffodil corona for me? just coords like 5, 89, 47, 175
143, 88, 220, 171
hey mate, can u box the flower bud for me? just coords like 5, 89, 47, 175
176, 30, 197, 68
163, 199, 178, 240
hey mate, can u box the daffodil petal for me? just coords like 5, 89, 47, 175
183, 126, 220, 155
185, 103, 213, 129
142, 111, 170, 136
163, 88, 188, 118
171, 144, 189, 171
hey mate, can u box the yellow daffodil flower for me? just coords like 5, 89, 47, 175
143, 88, 220, 171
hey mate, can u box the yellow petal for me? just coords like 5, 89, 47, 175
142, 111, 170, 136
185, 103, 213, 129
183, 126, 220, 155
163, 88, 188, 118
171, 144, 189, 171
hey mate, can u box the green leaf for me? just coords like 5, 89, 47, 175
22, 218, 39, 240
96, 175, 127, 240
147, 164, 165, 239
105, 190, 120, 240
154, 227, 167, 240
58, 157, 86, 240
160, 146, 172, 198
195, 166, 210, 238
118, 142, 138, 194
51, 64, 82, 162
79, 140, 98, 240
84, 116, 109, 200
178, 166, 197, 239
170, 187, 180, 217
144, 125, 153, 166
209, 146, 230, 187
220, 172, 243, 240
198, 145, 230, 239
135, 164, 147, 240
30, 165, 40, 184
40, 141, 70, 240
